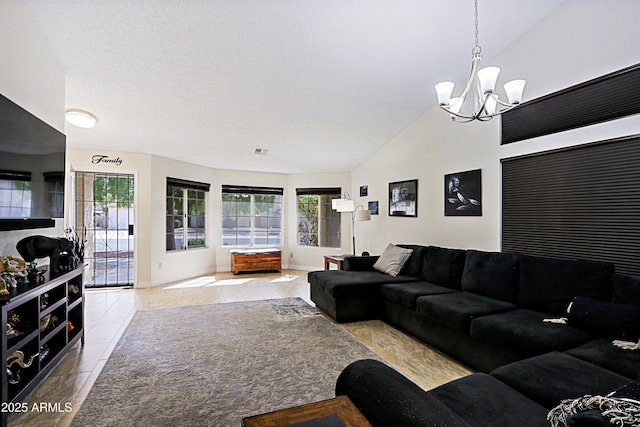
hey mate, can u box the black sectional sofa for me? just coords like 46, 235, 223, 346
308, 245, 640, 426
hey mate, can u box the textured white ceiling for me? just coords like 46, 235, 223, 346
22, 0, 565, 173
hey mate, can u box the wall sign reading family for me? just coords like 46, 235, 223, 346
91, 155, 123, 166
445, 169, 482, 216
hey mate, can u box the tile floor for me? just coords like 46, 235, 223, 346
8, 269, 473, 427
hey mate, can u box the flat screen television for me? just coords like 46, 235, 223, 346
0, 93, 66, 231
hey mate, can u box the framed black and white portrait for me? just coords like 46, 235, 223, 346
445, 169, 482, 216
389, 179, 417, 217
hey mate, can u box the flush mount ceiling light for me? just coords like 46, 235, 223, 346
65, 109, 97, 128
434, 0, 526, 122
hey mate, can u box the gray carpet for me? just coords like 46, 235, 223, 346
71, 298, 381, 426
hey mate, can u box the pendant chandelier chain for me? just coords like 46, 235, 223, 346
472, 0, 481, 55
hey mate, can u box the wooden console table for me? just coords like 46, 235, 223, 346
230, 249, 282, 275
242, 395, 371, 427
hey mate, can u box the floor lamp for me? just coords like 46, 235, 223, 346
333, 198, 371, 256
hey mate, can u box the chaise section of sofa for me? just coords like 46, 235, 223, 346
308, 245, 424, 322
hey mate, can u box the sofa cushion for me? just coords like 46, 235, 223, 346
461, 250, 521, 303
470, 309, 592, 358
611, 273, 640, 306
420, 246, 466, 290
396, 244, 426, 277
490, 352, 630, 409
416, 292, 517, 334
381, 281, 456, 310
373, 243, 414, 276
342, 255, 379, 271
307, 270, 420, 299
566, 339, 640, 380
517, 255, 614, 315
429, 372, 549, 427
567, 296, 640, 342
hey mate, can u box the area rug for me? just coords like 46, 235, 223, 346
71, 298, 381, 426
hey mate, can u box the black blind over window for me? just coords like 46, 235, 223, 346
502, 63, 640, 145
502, 134, 640, 275
296, 187, 341, 196
222, 185, 283, 195
167, 177, 210, 192
0, 170, 30, 181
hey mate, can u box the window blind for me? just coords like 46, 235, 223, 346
295, 187, 341, 196
167, 177, 210, 192
501, 134, 640, 275
222, 185, 283, 195
502, 63, 640, 145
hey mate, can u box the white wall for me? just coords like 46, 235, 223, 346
0, 0, 66, 256
352, 0, 640, 255
0, 0, 65, 132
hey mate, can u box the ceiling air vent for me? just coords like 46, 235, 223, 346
253, 148, 269, 156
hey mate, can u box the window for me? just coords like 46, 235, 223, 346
0, 171, 32, 218
297, 188, 341, 248
166, 178, 210, 251
221, 185, 283, 247
44, 172, 64, 218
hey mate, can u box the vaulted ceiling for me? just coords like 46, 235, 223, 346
23, 0, 565, 173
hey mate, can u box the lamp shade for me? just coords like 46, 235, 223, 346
504, 79, 526, 104
336, 200, 355, 212
332, 198, 344, 209
355, 209, 371, 222
484, 94, 498, 115
477, 66, 500, 94
435, 81, 455, 106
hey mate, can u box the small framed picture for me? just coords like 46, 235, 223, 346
368, 201, 379, 215
360, 185, 368, 197
445, 169, 482, 216
389, 179, 417, 217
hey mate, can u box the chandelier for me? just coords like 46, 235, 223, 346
434, 0, 526, 122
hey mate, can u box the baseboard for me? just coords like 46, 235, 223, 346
288, 264, 321, 271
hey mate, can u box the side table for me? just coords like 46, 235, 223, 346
323, 255, 345, 270
242, 395, 371, 427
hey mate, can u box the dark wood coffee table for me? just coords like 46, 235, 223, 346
242, 395, 371, 427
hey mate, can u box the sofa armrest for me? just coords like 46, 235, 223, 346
342, 256, 379, 271
335, 359, 468, 426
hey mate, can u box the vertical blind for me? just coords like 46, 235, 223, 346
501, 135, 640, 275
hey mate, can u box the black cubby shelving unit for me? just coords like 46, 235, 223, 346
1, 266, 84, 427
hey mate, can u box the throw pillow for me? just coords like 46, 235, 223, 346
373, 244, 413, 277
611, 273, 640, 306
567, 297, 640, 342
